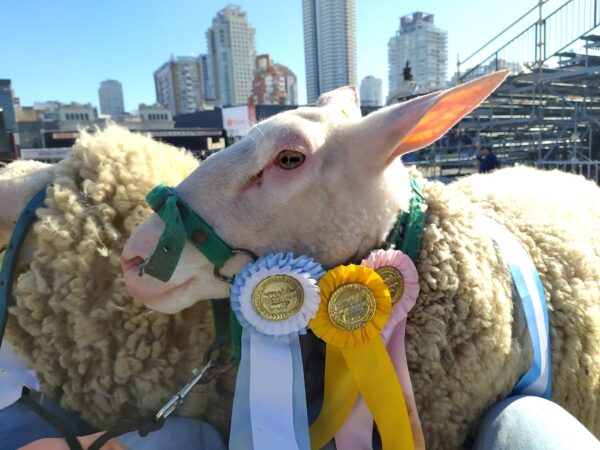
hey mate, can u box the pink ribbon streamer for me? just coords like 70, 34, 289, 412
335, 250, 425, 450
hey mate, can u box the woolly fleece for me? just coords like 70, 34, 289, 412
2, 127, 600, 449
407, 166, 600, 448
4, 127, 237, 432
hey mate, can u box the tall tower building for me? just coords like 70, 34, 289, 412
98, 80, 125, 117
154, 56, 204, 116
302, 0, 357, 104
359, 76, 383, 106
206, 5, 256, 106
388, 12, 447, 98
198, 54, 216, 102
0, 80, 17, 131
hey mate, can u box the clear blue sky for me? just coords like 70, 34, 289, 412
2, 0, 545, 111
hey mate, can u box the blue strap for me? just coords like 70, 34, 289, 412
485, 218, 552, 399
0, 188, 47, 348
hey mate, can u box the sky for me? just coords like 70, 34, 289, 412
2, 0, 551, 111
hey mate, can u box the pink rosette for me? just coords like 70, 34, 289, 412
335, 249, 425, 450
362, 249, 420, 340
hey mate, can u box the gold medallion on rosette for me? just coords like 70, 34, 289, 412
309, 264, 391, 349
252, 275, 304, 321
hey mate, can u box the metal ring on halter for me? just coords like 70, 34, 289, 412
213, 248, 258, 284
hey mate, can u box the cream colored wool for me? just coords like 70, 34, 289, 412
4, 126, 236, 432
3, 127, 600, 449
408, 166, 600, 448
0, 160, 51, 247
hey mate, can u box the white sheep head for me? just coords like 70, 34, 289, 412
126, 72, 507, 313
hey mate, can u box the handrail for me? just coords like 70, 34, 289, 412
459, 1, 547, 67
457, 0, 599, 84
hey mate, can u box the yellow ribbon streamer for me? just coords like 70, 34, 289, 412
343, 338, 414, 450
309, 346, 359, 450
309, 340, 414, 450
309, 265, 415, 450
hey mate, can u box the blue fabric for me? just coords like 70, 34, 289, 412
117, 417, 226, 450
0, 394, 225, 450
473, 396, 600, 450
0, 396, 95, 450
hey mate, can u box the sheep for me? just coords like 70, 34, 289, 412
1, 71, 599, 449
121, 71, 600, 448
0, 127, 237, 435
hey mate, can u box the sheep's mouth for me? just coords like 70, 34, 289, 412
122, 263, 196, 307
133, 277, 196, 309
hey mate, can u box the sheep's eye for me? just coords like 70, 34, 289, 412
276, 150, 305, 170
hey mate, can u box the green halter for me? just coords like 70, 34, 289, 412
139, 184, 236, 282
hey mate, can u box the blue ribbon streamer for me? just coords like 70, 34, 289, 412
486, 219, 551, 399
230, 332, 253, 449
229, 329, 310, 450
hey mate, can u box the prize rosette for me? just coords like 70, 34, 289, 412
229, 253, 324, 450
308, 264, 414, 450
336, 250, 424, 450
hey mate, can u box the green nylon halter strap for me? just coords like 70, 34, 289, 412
139, 184, 242, 363
383, 177, 426, 263
139, 184, 235, 283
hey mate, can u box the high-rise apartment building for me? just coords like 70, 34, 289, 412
388, 12, 447, 98
249, 55, 298, 105
154, 56, 204, 116
198, 54, 216, 102
360, 76, 383, 106
98, 80, 125, 117
206, 5, 256, 106
0, 80, 17, 131
302, 0, 357, 104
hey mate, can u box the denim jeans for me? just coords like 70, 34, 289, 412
1, 391, 599, 449
0, 394, 225, 450
473, 395, 600, 450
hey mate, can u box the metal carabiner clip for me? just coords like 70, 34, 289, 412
154, 360, 214, 421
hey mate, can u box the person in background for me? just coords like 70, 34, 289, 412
477, 146, 501, 173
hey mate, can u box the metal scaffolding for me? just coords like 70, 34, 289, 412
412, 0, 600, 184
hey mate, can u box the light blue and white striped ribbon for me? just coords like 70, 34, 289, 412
485, 218, 551, 398
229, 330, 310, 450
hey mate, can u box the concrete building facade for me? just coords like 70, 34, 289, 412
98, 79, 125, 117
302, 0, 357, 104
206, 5, 256, 106
388, 12, 447, 98
249, 55, 298, 105
360, 76, 383, 106
154, 56, 204, 116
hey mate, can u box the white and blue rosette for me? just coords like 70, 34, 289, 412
229, 252, 325, 450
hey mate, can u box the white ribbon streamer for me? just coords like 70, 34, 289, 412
249, 332, 299, 449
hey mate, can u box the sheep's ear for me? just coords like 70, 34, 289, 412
354, 71, 508, 168
316, 85, 361, 120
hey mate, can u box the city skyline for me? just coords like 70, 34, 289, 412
4, 0, 541, 111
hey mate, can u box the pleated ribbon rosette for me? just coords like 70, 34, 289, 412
229, 253, 325, 450
309, 264, 415, 450
336, 250, 424, 450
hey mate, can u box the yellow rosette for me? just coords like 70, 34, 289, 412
309, 265, 414, 450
